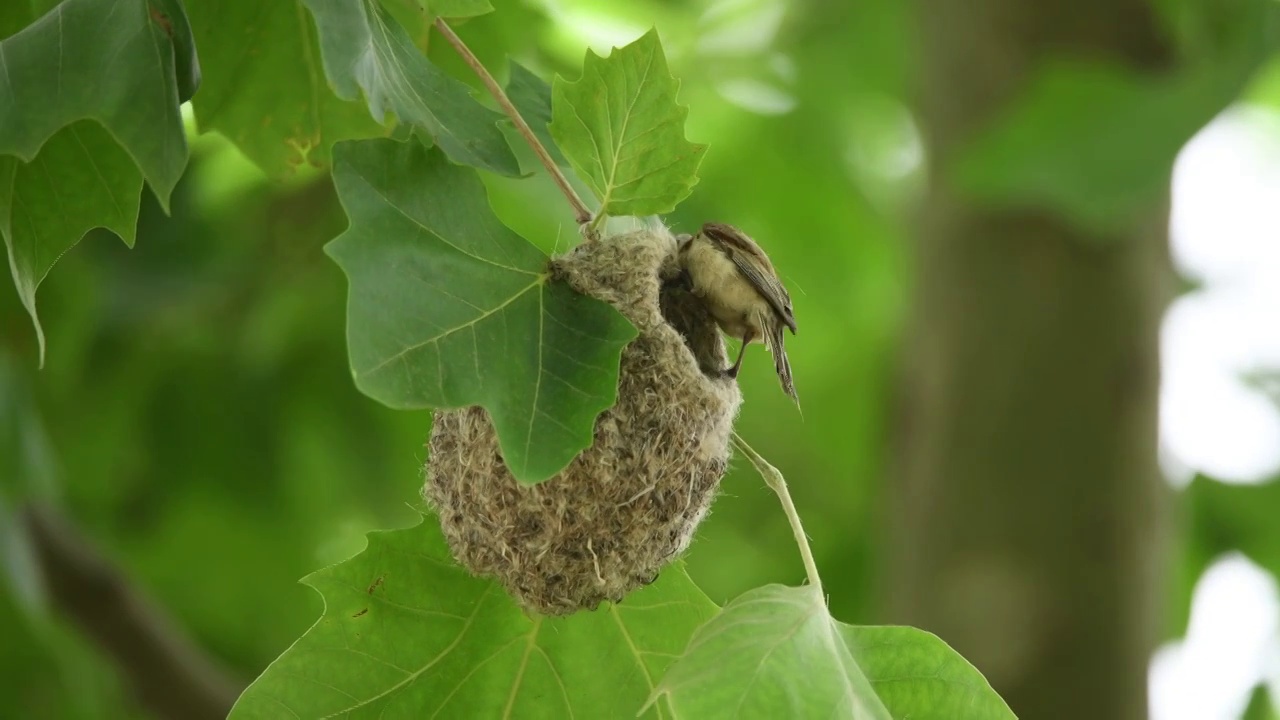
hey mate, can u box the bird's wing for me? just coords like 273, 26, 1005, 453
727, 246, 797, 333
702, 223, 797, 333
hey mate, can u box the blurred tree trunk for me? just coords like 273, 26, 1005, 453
886, 2, 1175, 719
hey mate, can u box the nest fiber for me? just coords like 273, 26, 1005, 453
424, 227, 742, 615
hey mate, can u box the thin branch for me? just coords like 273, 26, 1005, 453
21, 504, 241, 720
433, 18, 594, 228
730, 432, 823, 594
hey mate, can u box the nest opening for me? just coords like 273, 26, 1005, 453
424, 226, 742, 615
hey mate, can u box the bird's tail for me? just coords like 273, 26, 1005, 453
764, 316, 799, 406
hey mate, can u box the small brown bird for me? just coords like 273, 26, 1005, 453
677, 222, 798, 401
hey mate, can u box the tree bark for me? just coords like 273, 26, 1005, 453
22, 505, 241, 720
886, 2, 1175, 718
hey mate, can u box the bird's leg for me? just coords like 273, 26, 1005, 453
725, 330, 753, 378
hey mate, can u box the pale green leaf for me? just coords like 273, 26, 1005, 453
842, 625, 1017, 720
649, 584, 1014, 720
550, 29, 706, 218
302, 0, 520, 176
649, 584, 891, 719
229, 514, 718, 719
325, 138, 636, 483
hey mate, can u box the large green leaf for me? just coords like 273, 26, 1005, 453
0, 121, 142, 363
506, 60, 567, 167
230, 515, 718, 718
326, 138, 635, 483
0, 0, 193, 205
549, 29, 706, 219
955, 0, 1279, 234
648, 584, 1015, 720
0, 0, 195, 363
186, 0, 387, 176
842, 625, 1017, 719
301, 0, 520, 177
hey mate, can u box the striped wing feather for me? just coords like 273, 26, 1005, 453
701, 223, 796, 333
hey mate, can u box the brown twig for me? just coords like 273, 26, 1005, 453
21, 504, 241, 720
432, 17, 594, 228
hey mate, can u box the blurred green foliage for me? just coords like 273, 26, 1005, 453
2, 0, 1279, 716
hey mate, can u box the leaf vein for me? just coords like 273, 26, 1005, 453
522, 286, 546, 472
350, 151, 536, 276
360, 279, 541, 376
340, 584, 498, 715
502, 617, 541, 719
427, 633, 527, 719
533, 646, 575, 720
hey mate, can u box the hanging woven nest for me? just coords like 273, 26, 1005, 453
424, 225, 741, 615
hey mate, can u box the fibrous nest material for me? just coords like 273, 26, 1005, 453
424, 226, 742, 615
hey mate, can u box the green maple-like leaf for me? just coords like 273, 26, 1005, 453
301, 0, 520, 177
506, 60, 567, 167
326, 138, 635, 483
648, 584, 1015, 720
229, 515, 718, 719
185, 0, 387, 176
0, 122, 142, 356
0, 0, 192, 205
842, 625, 1017, 719
550, 29, 706, 218
0, 0, 196, 363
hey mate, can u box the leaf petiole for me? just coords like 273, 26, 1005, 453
730, 432, 823, 595
432, 18, 595, 230
588, 211, 609, 237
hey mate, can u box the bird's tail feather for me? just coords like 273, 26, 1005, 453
765, 317, 799, 406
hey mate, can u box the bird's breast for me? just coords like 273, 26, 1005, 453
684, 241, 770, 341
